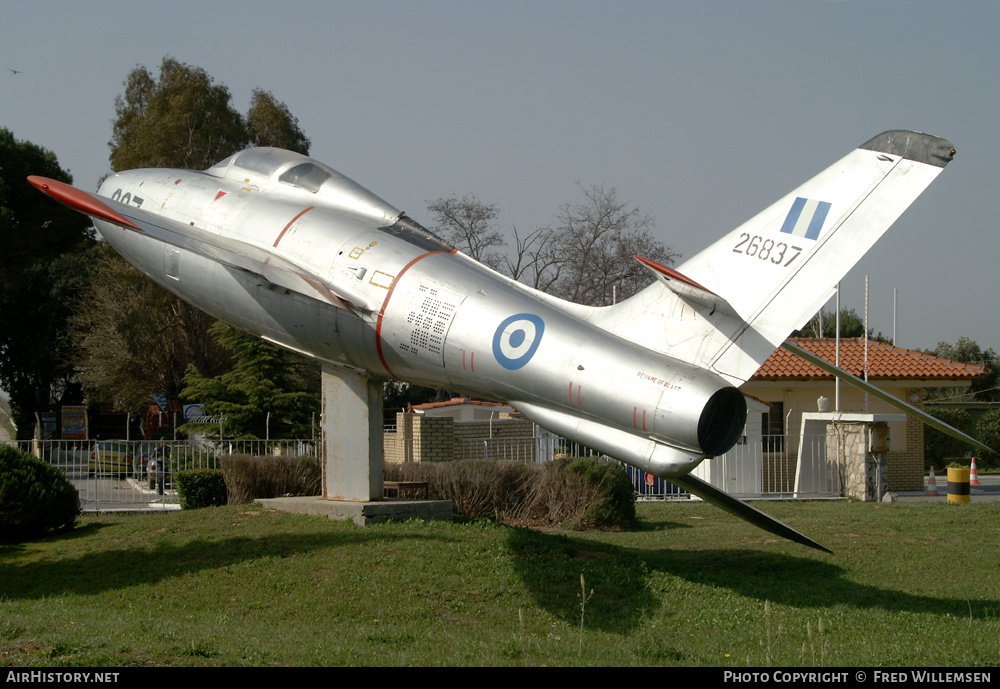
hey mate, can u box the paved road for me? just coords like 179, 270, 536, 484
50, 448, 180, 512
64, 468, 179, 512
894, 473, 999, 503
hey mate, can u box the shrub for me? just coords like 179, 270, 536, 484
174, 469, 227, 509
384, 458, 636, 529
0, 444, 80, 542
562, 457, 636, 528
924, 408, 973, 469
975, 409, 1000, 469
221, 454, 321, 504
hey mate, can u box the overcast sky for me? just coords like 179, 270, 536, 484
3, 1, 997, 354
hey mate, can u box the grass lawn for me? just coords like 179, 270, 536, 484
1, 499, 998, 666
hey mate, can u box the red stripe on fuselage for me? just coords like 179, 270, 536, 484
272, 206, 315, 247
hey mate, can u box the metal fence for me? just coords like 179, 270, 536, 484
12, 430, 835, 509
451, 435, 688, 500
449, 432, 838, 500
455, 434, 597, 464
10, 438, 317, 511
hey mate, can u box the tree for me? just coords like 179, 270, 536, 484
923, 337, 1000, 403
109, 57, 248, 172
792, 308, 872, 339
427, 195, 505, 270
544, 184, 679, 306
181, 323, 319, 439
0, 129, 95, 438
246, 89, 310, 155
924, 407, 975, 469
426, 184, 678, 307
71, 244, 231, 413
109, 58, 310, 173
974, 409, 1000, 467
74, 58, 313, 417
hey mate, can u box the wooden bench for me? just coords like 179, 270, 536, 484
383, 480, 430, 499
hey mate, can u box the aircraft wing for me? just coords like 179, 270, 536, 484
27, 176, 375, 314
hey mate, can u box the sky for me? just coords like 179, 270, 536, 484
3, 0, 998, 354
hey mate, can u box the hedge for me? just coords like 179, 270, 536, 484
0, 444, 80, 542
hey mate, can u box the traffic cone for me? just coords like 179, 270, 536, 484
970, 457, 982, 486
924, 467, 940, 496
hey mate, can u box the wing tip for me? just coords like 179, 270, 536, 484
27, 175, 141, 231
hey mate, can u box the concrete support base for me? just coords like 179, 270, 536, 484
256, 496, 453, 526
321, 364, 384, 501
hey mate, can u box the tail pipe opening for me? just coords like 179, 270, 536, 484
697, 387, 747, 456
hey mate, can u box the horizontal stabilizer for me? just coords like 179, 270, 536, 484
782, 341, 995, 456
27, 176, 374, 314
635, 255, 737, 316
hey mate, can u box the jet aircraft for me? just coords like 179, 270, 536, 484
31, 130, 969, 551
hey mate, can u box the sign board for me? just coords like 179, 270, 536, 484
61, 405, 87, 440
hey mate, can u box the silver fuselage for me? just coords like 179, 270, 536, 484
95, 158, 742, 477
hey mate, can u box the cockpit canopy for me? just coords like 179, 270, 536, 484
205, 148, 454, 252
206, 147, 403, 225
229, 149, 337, 193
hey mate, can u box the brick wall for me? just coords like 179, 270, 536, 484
885, 387, 925, 491
383, 412, 537, 463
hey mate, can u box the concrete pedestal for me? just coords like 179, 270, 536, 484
321, 364, 384, 501
256, 496, 454, 526
256, 364, 452, 525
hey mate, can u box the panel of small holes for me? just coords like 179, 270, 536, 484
396, 283, 463, 365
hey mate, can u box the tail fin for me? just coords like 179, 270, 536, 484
596, 130, 955, 384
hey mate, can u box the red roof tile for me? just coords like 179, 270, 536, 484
409, 397, 510, 412
752, 338, 987, 381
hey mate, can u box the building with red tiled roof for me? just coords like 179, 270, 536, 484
753, 338, 987, 382
742, 338, 987, 491
407, 397, 513, 422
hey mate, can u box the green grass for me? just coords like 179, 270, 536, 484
2, 500, 999, 666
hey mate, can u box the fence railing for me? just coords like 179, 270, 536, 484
8, 438, 318, 511
11, 430, 836, 508
455, 435, 597, 464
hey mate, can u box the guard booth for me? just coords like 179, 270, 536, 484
796, 412, 906, 501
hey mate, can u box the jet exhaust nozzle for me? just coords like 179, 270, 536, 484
697, 386, 747, 457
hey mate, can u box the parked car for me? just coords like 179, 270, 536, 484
89, 441, 131, 477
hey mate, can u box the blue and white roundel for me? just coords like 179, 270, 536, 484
492, 313, 545, 370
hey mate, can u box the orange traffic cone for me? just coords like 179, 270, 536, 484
924, 467, 940, 496
970, 457, 982, 486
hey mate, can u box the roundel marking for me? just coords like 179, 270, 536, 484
492, 313, 545, 370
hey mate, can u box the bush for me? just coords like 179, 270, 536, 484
924, 407, 973, 470
0, 444, 80, 542
384, 458, 636, 529
221, 454, 321, 504
975, 409, 1000, 469
562, 457, 636, 528
174, 469, 227, 509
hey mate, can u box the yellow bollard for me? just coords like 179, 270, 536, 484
947, 466, 970, 504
